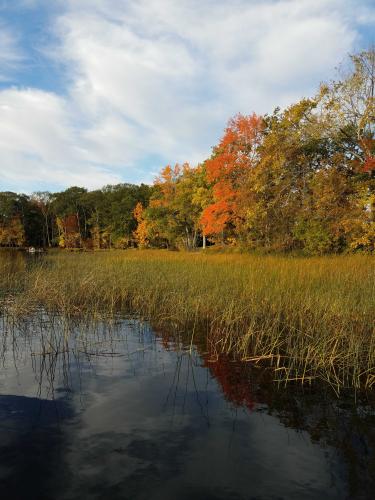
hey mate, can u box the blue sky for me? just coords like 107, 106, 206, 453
0, 0, 374, 193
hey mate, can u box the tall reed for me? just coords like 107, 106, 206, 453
1, 249, 374, 390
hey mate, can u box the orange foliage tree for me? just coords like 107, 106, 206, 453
0, 215, 26, 247
133, 202, 149, 248
200, 113, 263, 241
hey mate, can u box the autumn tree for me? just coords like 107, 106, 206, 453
241, 100, 331, 250
0, 215, 25, 247
313, 48, 375, 252
317, 48, 374, 172
145, 163, 206, 249
50, 184, 153, 249
133, 202, 148, 248
0, 192, 43, 247
1, 49, 373, 255
200, 113, 263, 243
56, 214, 81, 249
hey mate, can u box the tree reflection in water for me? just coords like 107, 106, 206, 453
156, 327, 375, 499
0, 312, 374, 499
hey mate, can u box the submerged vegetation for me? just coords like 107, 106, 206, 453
2, 309, 374, 499
1, 249, 374, 392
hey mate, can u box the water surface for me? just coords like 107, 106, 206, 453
0, 313, 374, 500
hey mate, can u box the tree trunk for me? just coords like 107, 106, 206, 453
45, 213, 51, 247
192, 230, 197, 249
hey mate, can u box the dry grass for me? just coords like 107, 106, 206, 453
0, 248, 374, 390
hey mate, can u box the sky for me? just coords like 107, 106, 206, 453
0, 0, 374, 193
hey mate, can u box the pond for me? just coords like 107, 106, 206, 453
0, 312, 374, 500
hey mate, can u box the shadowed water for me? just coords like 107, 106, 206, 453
0, 312, 374, 500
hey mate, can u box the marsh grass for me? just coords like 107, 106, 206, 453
0, 249, 374, 391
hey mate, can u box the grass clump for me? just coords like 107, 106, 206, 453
0, 249, 374, 391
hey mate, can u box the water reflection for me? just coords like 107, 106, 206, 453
0, 313, 374, 499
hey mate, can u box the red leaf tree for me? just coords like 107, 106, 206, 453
200, 113, 264, 240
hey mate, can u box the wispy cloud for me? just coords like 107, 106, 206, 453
0, 0, 373, 192
0, 87, 121, 191
0, 22, 23, 80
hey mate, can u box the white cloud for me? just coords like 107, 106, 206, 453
0, 88, 121, 190
0, 0, 373, 192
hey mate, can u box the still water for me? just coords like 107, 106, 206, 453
0, 312, 374, 500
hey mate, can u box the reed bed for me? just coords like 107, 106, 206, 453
0, 249, 374, 391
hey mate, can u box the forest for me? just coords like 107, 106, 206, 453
1, 49, 374, 255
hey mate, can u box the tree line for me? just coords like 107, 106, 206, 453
1, 49, 374, 254
0, 184, 152, 249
